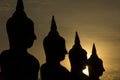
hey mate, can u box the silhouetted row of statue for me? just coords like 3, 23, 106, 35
0, 0, 105, 80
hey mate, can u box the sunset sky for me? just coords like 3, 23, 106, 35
0, 0, 120, 79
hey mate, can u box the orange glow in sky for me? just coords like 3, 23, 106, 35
0, 0, 120, 79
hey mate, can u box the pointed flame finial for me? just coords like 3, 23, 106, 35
92, 43, 98, 57
51, 16, 57, 31
75, 32, 80, 44
16, 0, 24, 11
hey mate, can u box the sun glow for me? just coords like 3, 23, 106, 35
83, 66, 89, 76
82, 53, 91, 76
61, 54, 90, 76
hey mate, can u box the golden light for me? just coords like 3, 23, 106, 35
83, 66, 89, 76
82, 53, 91, 76
61, 54, 71, 71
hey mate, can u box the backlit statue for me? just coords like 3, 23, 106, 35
0, 0, 40, 80
88, 44, 105, 80
69, 32, 89, 80
41, 16, 70, 80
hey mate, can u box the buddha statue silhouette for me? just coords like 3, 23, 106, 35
0, 0, 40, 80
41, 16, 70, 80
88, 44, 105, 80
69, 32, 89, 80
